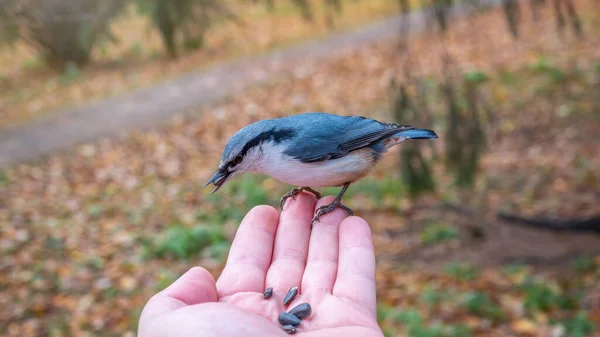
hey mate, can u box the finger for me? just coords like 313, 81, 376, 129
301, 196, 348, 295
265, 192, 315, 296
216, 205, 279, 297
140, 267, 217, 322
332, 216, 377, 317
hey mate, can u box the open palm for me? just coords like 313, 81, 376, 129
139, 193, 383, 337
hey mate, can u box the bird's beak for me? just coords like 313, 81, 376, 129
203, 169, 232, 194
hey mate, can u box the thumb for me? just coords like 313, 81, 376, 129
140, 267, 218, 322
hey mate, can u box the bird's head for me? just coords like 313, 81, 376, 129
203, 119, 296, 194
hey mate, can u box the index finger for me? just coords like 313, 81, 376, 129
216, 205, 279, 298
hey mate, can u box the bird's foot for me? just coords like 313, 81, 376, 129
280, 187, 322, 210
310, 199, 353, 229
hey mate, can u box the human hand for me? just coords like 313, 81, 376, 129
138, 193, 383, 337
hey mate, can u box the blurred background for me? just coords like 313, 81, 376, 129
1, 0, 599, 336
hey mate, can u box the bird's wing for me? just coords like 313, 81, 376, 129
336, 124, 413, 153
282, 114, 413, 163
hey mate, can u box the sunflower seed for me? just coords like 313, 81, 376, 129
263, 287, 273, 299
289, 302, 312, 319
281, 324, 297, 334
278, 312, 301, 327
283, 286, 298, 306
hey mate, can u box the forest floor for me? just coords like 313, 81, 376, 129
2, 0, 600, 336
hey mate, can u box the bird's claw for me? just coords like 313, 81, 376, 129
280, 187, 322, 210
310, 199, 354, 229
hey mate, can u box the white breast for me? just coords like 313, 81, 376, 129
253, 144, 378, 187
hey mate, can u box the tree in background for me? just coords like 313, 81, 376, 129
0, 0, 243, 67
0, 0, 352, 69
0, 0, 125, 69
387, 0, 595, 234
261, 0, 344, 28
0, 2, 19, 46
136, 0, 240, 58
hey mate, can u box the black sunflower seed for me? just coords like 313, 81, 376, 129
283, 286, 298, 306
263, 287, 273, 299
278, 312, 301, 327
281, 324, 297, 334
289, 302, 312, 319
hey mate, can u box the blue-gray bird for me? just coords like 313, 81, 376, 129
204, 112, 438, 227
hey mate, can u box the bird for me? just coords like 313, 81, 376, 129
204, 112, 438, 227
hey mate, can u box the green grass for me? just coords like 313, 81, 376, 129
86, 204, 104, 219
502, 263, 528, 276
20, 56, 45, 71
206, 240, 231, 261
570, 256, 597, 273
421, 222, 460, 245
463, 70, 489, 85
378, 305, 419, 323
573, 154, 597, 186
0, 171, 9, 185
519, 277, 579, 314
323, 176, 405, 200
554, 311, 596, 337
378, 305, 406, 337
498, 69, 518, 86
142, 224, 228, 260
416, 287, 505, 324
419, 287, 453, 306
153, 267, 181, 291
460, 292, 505, 322
226, 174, 277, 206
58, 62, 83, 84
200, 174, 279, 225
197, 199, 247, 225
379, 305, 472, 337
520, 279, 559, 312
529, 56, 566, 84
84, 256, 105, 271
443, 262, 479, 281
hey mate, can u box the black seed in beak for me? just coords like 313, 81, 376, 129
289, 303, 312, 319
283, 286, 298, 306
278, 312, 301, 327
203, 169, 231, 194
263, 287, 273, 299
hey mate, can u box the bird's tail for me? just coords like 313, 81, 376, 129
396, 128, 438, 139
379, 128, 438, 150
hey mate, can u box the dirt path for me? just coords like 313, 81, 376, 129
0, 0, 500, 169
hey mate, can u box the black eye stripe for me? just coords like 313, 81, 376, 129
222, 128, 295, 170
238, 128, 296, 158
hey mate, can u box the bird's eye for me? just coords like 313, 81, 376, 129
233, 155, 243, 165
